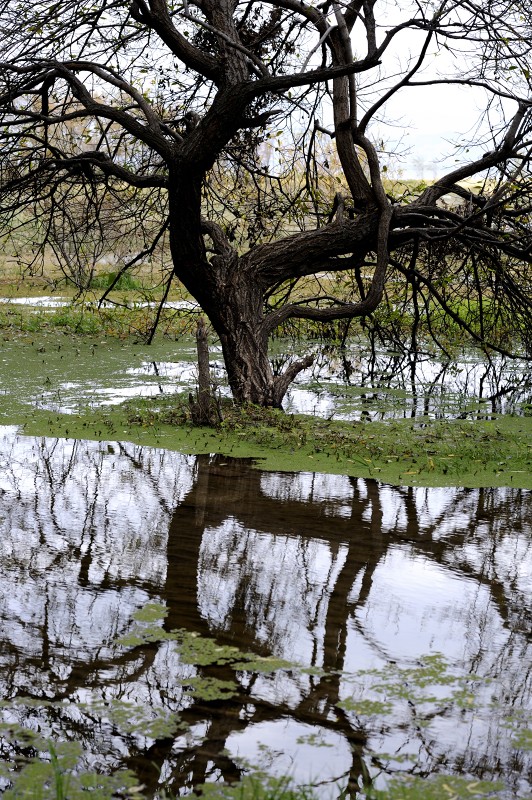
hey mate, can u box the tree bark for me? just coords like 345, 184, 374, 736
215, 300, 314, 408
168, 173, 312, 409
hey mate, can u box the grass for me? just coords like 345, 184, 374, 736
0, 300, 195, 339
87, 271, 142, 291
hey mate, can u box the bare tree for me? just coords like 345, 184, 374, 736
0, 0, 531, 406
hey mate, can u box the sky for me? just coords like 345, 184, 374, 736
383, 81, 494, 178
349, 3, 516, 179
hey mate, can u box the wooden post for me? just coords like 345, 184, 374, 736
190, 317, 218, 425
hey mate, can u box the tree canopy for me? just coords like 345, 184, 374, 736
1, 0, 531, 406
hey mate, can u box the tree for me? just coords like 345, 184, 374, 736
0, 0, 531, 407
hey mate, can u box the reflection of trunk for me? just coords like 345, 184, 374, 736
156, 457, 532, 795
165, 458, 392, 659
164, 461, 390, 677
161, 455, 377, 793
322, 479, 385, 674
164, 459, 213, 637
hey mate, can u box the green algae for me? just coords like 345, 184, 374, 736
117, 611, 295, 674
10, 397, 531, 489
131, 601, 169, 623
182, 676, 239, 701
0, 332, 530, 488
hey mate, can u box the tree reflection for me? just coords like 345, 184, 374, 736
0, 428, 529, 797
287, 345, 531, 420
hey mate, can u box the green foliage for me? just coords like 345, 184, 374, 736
88, 271, 142, 291
0, 734, 143, 799
196, 774, 318, 800
367, 775, 511, 800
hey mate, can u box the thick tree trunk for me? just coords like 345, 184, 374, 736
209, 269, 283, 407
168, 174, 310, 409
218, 321, 279, 407
177, 254, 306, 407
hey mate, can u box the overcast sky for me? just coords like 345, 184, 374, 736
383, 81, 494, 178
352, 7, 513, 180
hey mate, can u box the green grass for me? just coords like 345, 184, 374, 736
124, 397, 532, 488
87, 271, 142, 291
0, 302, 193, 339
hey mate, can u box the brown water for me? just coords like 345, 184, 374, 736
0, 426, 530, 797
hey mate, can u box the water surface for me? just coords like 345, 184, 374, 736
0, 427, 530, 797
0, 334, 529, 421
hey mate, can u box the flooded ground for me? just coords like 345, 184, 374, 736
0, 333, 529, 422
0, 426, 530, 797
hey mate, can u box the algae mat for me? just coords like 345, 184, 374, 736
0, 332, 530, 488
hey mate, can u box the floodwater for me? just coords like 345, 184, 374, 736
2, 289, 531, 419
0, 426, 530, 797
1, 293, 530, 418
1, 333, 529, 421
0, 296, 197, 311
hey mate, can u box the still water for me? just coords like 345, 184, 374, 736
1, 333, 528, 421
0, 426, 530, 797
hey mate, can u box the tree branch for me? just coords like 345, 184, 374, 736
242, 211, 379, 287
249, 55, 381, 94
415, 103, 530, 206
130, 0, 220, 82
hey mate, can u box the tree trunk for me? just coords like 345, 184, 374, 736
179, 257, 302, 408
211, 269, 282, 407
168, 176, 310, 409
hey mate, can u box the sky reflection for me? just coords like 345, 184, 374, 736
0, 427, 529, 797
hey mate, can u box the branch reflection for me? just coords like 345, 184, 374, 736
0, 427, 529, 796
